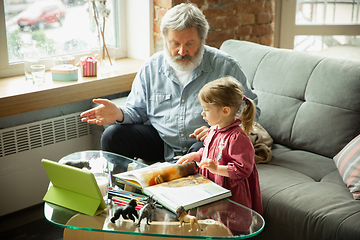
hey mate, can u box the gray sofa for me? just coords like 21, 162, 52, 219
220, 40, 360, 240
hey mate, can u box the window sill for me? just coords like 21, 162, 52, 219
0, 58, 144, 118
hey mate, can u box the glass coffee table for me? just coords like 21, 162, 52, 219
44, 150, 264, 239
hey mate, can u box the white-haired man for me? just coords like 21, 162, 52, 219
81, 3, 260, 163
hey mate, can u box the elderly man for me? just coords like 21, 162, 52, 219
81, 3, 260, 163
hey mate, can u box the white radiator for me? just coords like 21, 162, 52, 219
0, 112, 93, 216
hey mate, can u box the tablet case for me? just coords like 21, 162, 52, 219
42, 159, 107, 216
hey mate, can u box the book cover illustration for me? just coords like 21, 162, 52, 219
115, 161, 198, 189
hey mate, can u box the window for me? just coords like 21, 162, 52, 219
277, 0, 360, 51
1, 0, 126, 78
296, 0, 359, 24
294, 35, 360, 51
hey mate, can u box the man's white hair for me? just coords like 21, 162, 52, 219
160, 3, 209, 41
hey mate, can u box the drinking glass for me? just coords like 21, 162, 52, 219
24, 40, 39, 80
94, 172, 109, 202
31, 64, 46, 85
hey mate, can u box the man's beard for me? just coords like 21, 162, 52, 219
164, 43, 204, 72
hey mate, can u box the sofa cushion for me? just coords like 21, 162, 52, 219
257, 144, 360, 240
255, 53, 360, 158
218, 40, 271, 87
258, 144, 341, 210
220, 40, 360, 159
334, 134, 360, 199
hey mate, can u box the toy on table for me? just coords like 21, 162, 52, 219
136, 196, 157, 226
176, 205, 203, 232
62, 160, 91, 170
111, 198, 138, 223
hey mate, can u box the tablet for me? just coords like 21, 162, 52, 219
42, 159, 106, 216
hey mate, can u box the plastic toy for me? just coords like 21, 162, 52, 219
136, 196, 156, 226
111, 199, 138, 223
176, 205, 203, 232
62, 160, 91, 170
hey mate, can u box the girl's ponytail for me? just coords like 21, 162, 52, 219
240, 96, 256, 134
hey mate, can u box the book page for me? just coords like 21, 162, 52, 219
144, 174, 232, 212
114, 161, 198, 188
114, 162, 170, 187
148, 183, 216, 207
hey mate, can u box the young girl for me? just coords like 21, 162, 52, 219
177, 76, 263, 216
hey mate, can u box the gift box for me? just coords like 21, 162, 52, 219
80, 56, 97, 77
51, 64, 78, 81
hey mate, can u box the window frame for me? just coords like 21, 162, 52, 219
276, 0, 360, 50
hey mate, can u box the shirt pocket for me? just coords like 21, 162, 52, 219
149, 92, 172, 119
190, 91, 202, 116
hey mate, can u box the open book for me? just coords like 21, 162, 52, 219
113, 161, 232, 213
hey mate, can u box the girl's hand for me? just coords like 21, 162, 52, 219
199, 159, 229, 177
189, 126, 209, 141
176, 152, 200, 164
199, 158, 218, 174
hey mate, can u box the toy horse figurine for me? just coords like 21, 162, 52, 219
136, 196, 156, 226
111, 199, 138, 223
176, 206, 203, 232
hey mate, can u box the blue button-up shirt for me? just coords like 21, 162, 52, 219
120, 45, 260, 161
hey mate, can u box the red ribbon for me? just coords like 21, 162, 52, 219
81, 56, 97, 66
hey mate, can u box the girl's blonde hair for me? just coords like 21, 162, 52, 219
198, 76, 256, 134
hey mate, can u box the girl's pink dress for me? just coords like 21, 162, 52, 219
198, 118, 263, 216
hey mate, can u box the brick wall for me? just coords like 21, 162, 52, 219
153, 0, 275, 52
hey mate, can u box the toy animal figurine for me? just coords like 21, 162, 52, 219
62, 160, 91, 170
111, 199, 138, 223
136, 196, 156, 226
176, 205, 203, 232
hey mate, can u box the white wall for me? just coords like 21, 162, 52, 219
125, 0, 154, 60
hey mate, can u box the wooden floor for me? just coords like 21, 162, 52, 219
0, 203, 63, 240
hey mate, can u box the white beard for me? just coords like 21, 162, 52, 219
164, 43, 204, 72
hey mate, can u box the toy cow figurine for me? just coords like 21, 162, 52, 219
136, 196, 156, 226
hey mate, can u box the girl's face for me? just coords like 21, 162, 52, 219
200, 101, 224, 127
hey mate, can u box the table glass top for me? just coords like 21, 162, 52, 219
44, 150, 264, 239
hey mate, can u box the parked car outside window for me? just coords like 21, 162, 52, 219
17, 0, 66, 31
